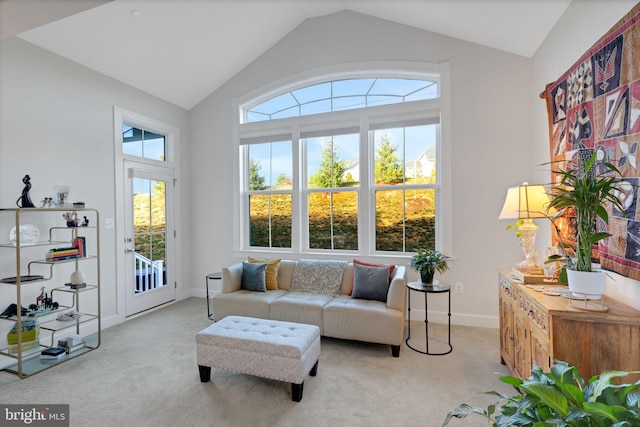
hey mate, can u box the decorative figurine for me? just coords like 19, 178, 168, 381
63, 212, 79, 227
81, 216, 90, 227
16, 175, 35, 208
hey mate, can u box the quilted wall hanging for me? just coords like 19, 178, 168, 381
543, 2, 640, 281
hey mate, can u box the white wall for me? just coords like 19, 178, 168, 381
190, 10, 534, 328
0, 37, 192, 338
532, 0, 640, 310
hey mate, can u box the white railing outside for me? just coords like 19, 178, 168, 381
135, 252, 165, 292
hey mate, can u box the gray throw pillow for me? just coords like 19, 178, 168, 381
351, 263, 391, 302
241, 262, 267, 292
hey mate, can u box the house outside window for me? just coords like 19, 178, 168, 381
236, 65, 450, 257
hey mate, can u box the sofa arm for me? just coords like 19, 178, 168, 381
387, 265, 407, 312
221, 262, 243, 293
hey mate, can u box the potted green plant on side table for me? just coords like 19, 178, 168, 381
546, 151, 626, 300
411, 249, 450, 284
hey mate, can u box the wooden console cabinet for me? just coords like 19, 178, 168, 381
498, 269, 640, 381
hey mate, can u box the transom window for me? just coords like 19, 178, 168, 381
246, 78, 438, 123
237, 71, 447, 256
122, 124, 166, 161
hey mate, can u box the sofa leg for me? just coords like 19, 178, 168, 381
391, 345, 400, 357
198, 365, 211, 382
291, 382, 304, 402
310, 360, 319, 376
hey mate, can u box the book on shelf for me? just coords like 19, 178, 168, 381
59, 342, 85, 354
72, 236, 86, 257
7, 339, 40, 354
65, 282, 86, 289
40, 347, 66, 360
46, 246, 81, 261
66, 335, 83, 346
58, 336, 84, 349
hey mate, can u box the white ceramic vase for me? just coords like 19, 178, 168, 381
566, 269, 605, 299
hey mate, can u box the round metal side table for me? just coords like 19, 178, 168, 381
206, 272, 222, 320
406, 280, 452, 355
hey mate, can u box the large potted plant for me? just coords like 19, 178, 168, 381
411, 249, 450, 284
443, 361, 640, 426
545, 151, 625, 298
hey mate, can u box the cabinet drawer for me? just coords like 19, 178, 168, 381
518, 293, 549, 337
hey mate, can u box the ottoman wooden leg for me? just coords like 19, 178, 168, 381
310, 360, 319, 376
198, 365, 211, 382
291, 382, 304, 402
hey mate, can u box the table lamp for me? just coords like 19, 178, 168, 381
498, 182, 554, 270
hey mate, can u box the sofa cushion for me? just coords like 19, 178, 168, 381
212, 290, 287, 322
290, 259, 347, 296
350, 259, 396, 295
248, 257, 281, 290
241, 262, 267, 292
270, 292, 334, 334
351, 263, 391, 302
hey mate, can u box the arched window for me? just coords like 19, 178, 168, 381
235, 66, 450, 257
245, 77, 438, 123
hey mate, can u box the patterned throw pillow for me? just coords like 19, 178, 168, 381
241, 262, 267, 292
350, 259, 396, 295
247, 257, 281, 290
290, 259, 347, 296
351, 263, 392, 302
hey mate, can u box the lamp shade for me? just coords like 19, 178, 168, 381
498, 183, 554, 220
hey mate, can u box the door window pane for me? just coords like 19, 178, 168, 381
133, 178, 167, 292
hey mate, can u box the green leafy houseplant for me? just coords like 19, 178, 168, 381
442, 361, 640, 426
546, 152, 625, 273
410, 249, 450, 283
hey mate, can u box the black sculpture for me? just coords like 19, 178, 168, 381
16, 175, 35, 208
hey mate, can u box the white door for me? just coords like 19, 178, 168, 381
124, 161, 175, 316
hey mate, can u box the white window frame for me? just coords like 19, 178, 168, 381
232, 61, 452, 260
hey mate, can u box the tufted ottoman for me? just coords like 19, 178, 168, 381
196, 316, 320, 402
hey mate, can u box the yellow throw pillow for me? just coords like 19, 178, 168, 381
247, 257, 281, 290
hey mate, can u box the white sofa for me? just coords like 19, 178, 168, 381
212, 259, 407, 357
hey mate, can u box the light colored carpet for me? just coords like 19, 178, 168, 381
0, 298, 512, 427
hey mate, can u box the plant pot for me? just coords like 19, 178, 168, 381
420, 271, 434, 284
566, 269, 605, 299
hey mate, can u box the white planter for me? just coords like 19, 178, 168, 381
566, 269, 606, 299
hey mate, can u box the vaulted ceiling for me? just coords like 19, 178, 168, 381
1, 0, 572, 110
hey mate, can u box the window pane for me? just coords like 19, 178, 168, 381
333, 96, 366, 111
249, 193, 292, 248
270, 194, 292, 248
306, 134, 359, 188
308, 192, 332, 249
375, 188, 435, 252
406, 125, 436, 184
143, 130, 166, 161
249, 141, 292, 190
367, 95, 402, 108
308, 192, 357, 250
332, 191, 358, 250
271, 141, 293, 190
248, 145, 269, 189
405, 188, 436, 251
300, 99, 331, 116
249, 194, 269, 247
374, 130, 405, 185
375, 189, 405, 251
293, 82, 330, 104
123, 125, 142, 157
